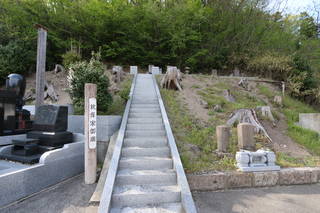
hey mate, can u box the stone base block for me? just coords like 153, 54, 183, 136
226, 172, 253, 188
279, 168, 316, 185
187, 173, 225, 191
253, 171, 279, 187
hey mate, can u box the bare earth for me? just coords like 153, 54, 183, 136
179, 74, 311, 158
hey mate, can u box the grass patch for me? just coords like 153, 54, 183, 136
160, 88, 236, 172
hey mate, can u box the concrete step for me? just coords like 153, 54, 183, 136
121, 147, 170, 158
130, 108, 160, 113
125, 130, 166, 138
110, 203, 183, 213
119, 157, 173, 170
131, 101, 158, 105
111, 185, 181, 207
116, 169, 176, 185
129, 113, 161, 118
131, 104, 159, 108
126, 124, 164, 131
123, 138, 168, 148
128, 118, 163, 124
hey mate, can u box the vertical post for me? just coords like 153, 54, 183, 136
35, 25, 47, 110
216, 125, 231, 152
85, 83, 97, 184
237, 123, 255, 150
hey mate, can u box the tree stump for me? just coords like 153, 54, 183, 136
160, 66, 182, 91
216, 125, 231, 152
237, 123, 255, 150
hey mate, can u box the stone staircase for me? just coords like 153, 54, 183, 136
100, 74, 196, 213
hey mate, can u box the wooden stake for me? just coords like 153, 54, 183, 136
35, 26, 47, 111
85, 83, 97, 184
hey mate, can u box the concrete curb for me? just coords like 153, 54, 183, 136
98, 74, 137, 213
187, 167, 320, 191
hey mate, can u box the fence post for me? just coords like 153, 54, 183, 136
85, 83, 97, 184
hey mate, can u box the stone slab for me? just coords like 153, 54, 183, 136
253, 171, 279, 187
280, 168, 316, 185
298, 113, 320, 133
23, 104, 74, 116
0, 134, 27, 146
67, 115, 121, 142
226, 172, 253, 188
0, 133, 84, 207
187, 173, 225, 191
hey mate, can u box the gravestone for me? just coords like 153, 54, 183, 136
216, 125, 230, 152
0, 105, 73, 163
233, 67, 240, 77
237, 123, 255, 150
236, 149, 280, 172
130, 66, 138, 75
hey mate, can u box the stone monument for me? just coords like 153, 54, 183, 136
0, 105, 73, 163
236, 149, 280, 172
130, 66, 138, 74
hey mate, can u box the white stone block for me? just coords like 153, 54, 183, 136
130, 66, 138, 75
236, 149, 280, 172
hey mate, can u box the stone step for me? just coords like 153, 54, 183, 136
121, 147, 170, 158
130, 108, 160, 113
126, 124, 164, 131
123, 138, 167, 148
119, 157, 173, 170
116, 169, 176, 185
131, 104, 159, 108
128, 118, 163, 124
111, 185, 181, 207
125, 130, 166, 138
131, 101, 159, 105
129, 113, 161, 118
110, 203, 183, 213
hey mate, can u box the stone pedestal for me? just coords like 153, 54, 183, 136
216, 125, 230, 152
237, 123, 255, 150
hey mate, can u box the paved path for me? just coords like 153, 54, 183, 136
2, 173, 320, 213
194, 184, 320, 213
1, 174, 96, 213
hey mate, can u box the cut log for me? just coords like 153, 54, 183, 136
160, 66, 182, 91
273, 95, 283, 107
44, 81, 58, 102
53, 64, 65, 74
223, 89, 235, 102
238, 77, 249, 90
226, 108, 272, 142
256, 106, 276, 126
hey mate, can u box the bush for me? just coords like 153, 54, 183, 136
62, 51, 81, 69
68, 53, 112, 114
247, 53, 293, 80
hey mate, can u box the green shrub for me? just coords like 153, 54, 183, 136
62, 51, 81, 68
247, 53, 293, 80
68, 53, 112, 114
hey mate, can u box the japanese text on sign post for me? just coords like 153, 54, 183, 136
88, 98, 97, 149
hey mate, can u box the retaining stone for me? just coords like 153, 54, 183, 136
187, 173, 225, 191
226, 172, 253, 188
253, 171, 279, 187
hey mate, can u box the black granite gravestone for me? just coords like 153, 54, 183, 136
0, 105, 73, 163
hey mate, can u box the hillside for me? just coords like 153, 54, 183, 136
160, 74, 320, 173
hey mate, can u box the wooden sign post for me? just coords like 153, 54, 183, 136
85, 83, 97, 184
35, 25, 47, 110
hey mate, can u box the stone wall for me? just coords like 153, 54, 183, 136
187, 167, 320, 191
298, 113, 320, 133
67, 115, 122, 163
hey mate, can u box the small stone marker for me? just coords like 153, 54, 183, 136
148, 65, 153, 74
85, 83, 97, 184
216, 125, 230, 152
236, 149, 280, 172
130, 66, 138, 75
233, 67, 240, 77
211, 69, 218, 77
152, 66, 160, 75
237, 123, 255, 150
